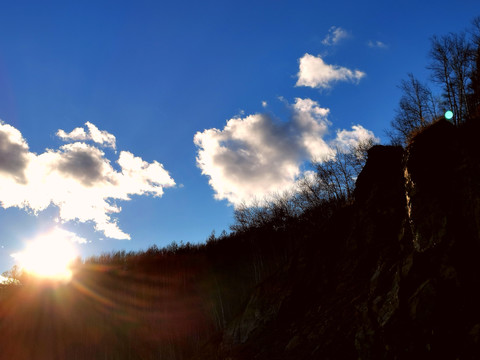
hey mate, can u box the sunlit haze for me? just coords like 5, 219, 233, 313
12, 228, 79, 281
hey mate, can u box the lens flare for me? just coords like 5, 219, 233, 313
12, 228, 77, 281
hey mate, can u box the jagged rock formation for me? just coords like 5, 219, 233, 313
194, 119, 480, 359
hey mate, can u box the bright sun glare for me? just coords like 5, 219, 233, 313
13, 228, 77, 281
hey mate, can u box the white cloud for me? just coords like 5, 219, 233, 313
296, 54, 366, 89
194, 114, 301, 206
322, 26, 349, 46
367, 40, 388, 49
291, 98, 331, 159
262, 101, 268, 108
194, 98, 376, 206
331, 125, 379, 152
57, 122, 116, 149
0, 121, 175, 240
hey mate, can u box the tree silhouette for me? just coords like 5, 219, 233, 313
428, 32, 474, 125
388, 73, 440, 145
308, 139, 375, 202
231, 139, 375, 233
468, 16, 480, 114
388, 16, 480, 144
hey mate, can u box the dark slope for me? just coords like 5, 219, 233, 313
2, 119, 480, 359
193, 119, 480, 359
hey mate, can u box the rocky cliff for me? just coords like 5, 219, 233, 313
193, 119, 480, 359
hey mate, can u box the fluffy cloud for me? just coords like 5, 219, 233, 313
296, 54, 366, 89
194, 98, 376, 206
57, 122, 116, 149
331, 125, 379, 152
322, 26, 349, 46
0, 121, 175, 240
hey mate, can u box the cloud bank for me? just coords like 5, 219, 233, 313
296, 54, 366, 89
0, 121, 175, 239
194, 98, 376, 206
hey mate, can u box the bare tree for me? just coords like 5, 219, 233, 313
428, 33, 474, 125
231, 191, 300, 233
388, 73, 440, 145
309, 138, 376, 203
468, 16, 480, 113
230, 198, 268, 232
231, 139, 375, 233
267, 191, 300, 227
295, 174, 326, 211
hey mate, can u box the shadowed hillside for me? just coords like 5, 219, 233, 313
2, 117, 480, 359
192, 118, 480, 359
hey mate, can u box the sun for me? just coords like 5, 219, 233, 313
13, 228, 78, 282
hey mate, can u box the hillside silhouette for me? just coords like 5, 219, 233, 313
2, 114, 480, 359
2, 17, 480, 355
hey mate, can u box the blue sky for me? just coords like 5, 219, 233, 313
0, 1, 478, 273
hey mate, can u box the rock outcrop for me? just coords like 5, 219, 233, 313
194, 119, 480, 359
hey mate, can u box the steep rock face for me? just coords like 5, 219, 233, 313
352, 119, 480, 359
405, 119, 462, 252
393, 119, 480, 358
193, 119, 480, 359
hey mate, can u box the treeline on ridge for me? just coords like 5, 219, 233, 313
388, 16, 480, 144
0, 132, 373, 359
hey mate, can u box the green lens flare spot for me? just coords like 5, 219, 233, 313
444, 110, 454, 120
